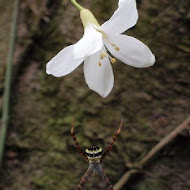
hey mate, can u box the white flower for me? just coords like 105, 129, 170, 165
46, 0, 155, 98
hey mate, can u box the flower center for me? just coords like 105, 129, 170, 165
98, 30, 120, 51
94, 30, 120, 67
98, 49, 116, 67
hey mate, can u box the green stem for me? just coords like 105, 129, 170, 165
0, 0, 19, 170
71, 0, 84, 11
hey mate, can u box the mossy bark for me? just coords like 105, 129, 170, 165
0, 0, 190, 189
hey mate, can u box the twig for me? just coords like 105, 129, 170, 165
114, 116, 190, 190
114, 169, 139, 190
139, 116, 190, 168
0, 0, 19, 169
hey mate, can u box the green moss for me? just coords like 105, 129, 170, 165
135, 179, 169, 190
1, 0, 190, 189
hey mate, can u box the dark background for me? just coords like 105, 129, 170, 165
0, 0, 190, 189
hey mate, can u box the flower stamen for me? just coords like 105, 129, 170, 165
110, 58, 116, 64
115, 47, 120, 51
111, 43, 116, 47
101, 49, 117, 65
106, 38, 120, 51
99, 62, 102, 67
103, 52, 107, 58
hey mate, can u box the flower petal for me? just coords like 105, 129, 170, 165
73, 23, 103, 59
84, 51, 114, 98
105, 34, 155, 68
99, 0, 138, 35
46, 45, 84, 77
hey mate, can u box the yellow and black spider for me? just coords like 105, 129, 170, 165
71, 120, 123, 190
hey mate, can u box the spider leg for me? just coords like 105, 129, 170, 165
71, 126, 88, 162
95, 164, 113, 190
77, 166, 93, 190
101, 119, 123, 162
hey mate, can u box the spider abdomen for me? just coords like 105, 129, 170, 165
85, 145, 103, 162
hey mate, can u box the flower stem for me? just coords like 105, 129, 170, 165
0, 0, 19, 170
71, 0, 84, 11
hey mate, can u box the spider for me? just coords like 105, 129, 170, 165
71, 120, 123, 190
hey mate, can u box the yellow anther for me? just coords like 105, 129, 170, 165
103, 53, 107, 57
111, 58, 116, 64
115, 47, 120, 51
101, 54, 104, 59
98, 62, 102, 67
111, 43, 116, 47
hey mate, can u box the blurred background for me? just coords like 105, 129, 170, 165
0, 0, 190, 189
